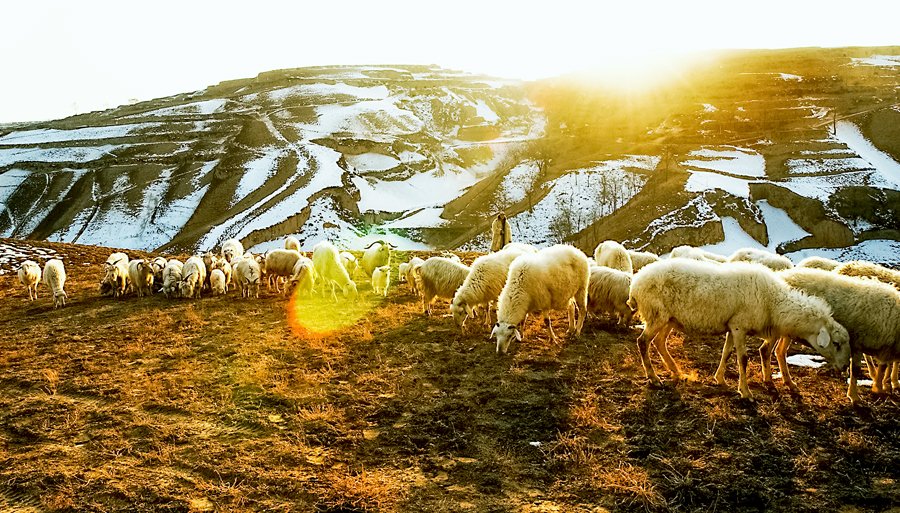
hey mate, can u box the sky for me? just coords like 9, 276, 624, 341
1, 0, 898, 123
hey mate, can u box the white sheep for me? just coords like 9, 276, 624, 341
180, 256, 206, 299
796, 256, 841, 271
18, 260, 41, 300
340, 251, 358, 278
450, 246, 531, 330
234, 257, 261, 298
627, 250, 659, 272
371, 265, 391, 297
43, 259, 67, 308
265, 249, 303, 292
835, 260, 900, 289
413, 256, 471, 316
216, 258, 232, 292
286, 256, 316, 297
210, 269, 227, 296
101, 252, 129, 297
398, 262, 410, 283
593, 240, 633, 274
221, 238, 244, 264
440, 251, 462, 263
162, 259, 184, 299
150, 256, 168, 292
587, 266, 633, 326
628, 259, 851, 400
312, 241, 358, 300
405, 257, 425, 294
491, 245, 590, 354
669, 245, 727, 263
728, 247, 794, 271
285, 236, 301, 252
128, 259, 155, 298
780, 267, 900, 404
361, 240, 394, 278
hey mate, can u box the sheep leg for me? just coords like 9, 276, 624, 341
873, 362, 888, 394
566, 301, 576, 335
759, 337, 777, 386
891, 362, 899, 395
848, 352, 863, 405
574, 286, 588, 335
636, 320, 664, 386
770, 336, 798, 393
731, 328, 753, 400
653, 325, 682, 382
715, 332, 734, 386
546, 314, 558, 343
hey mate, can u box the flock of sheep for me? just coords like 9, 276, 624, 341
14, 235, 900, 406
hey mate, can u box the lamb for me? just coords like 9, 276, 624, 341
780, 267, 900, 404
161, 259, 184, 299
587, 266, 633, 326
593, 240, 633, 273
835, 260, 900, 289
234, 257, 262, 298
265, 249, 303, 292
340, 251, 358, 278
728, 247, 794, 271
796, 256, 841, 271
43, 259, 67, 308
18, 260, 41, 300
491, 245, 590, 354
286, 256, 316, 297
406, 257, 425, 295
450, 246, 531, 330
180, 256, 206, 299
312, 241, 358, 300
371, 265, 391, 297
627, 259, 851, 400
221, 238, 244, 263
216, 258, 232, 292
627, 250, 659, 272
361, 240, 394, 278
285, 236, 301, 252
413, 257, 471, 316
669, 245, 727, 263
128, 259, 155, 298
210, 269, 227, 296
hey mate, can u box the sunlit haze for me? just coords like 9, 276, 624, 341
1, 0, 898, 122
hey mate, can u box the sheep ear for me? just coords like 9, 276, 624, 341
490, 325, 499, 339
514, 329, 523, 342
816, 327, 831, 349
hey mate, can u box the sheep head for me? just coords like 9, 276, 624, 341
491, 322, 522, 354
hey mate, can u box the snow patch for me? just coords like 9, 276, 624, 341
0, 123, 160, 145
685, 171, 752, 198
787, 354, 826, 368
851, 55, 900, 67
346, 153, 400, 173
353, 166, 478, 213
834, 120, 900, 187
234, 148, 284, 203
0, 145, 120, 167
697, 217, 764, 257
786, 240, 900, 267
137, 99, 226, 117
683, 146, 765, 178
756, 200, 810, 251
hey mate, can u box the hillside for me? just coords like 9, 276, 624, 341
0, 49, 899, 260
2, 238, 900, 512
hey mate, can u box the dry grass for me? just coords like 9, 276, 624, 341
1, 239, 899, 512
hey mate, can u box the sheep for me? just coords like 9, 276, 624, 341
593, 240, 633, 274
490, 212, 512, 252
835, 260, 900, 289
101, 256, 130, 298
18, 260, 41, 300
587, 266, 633, 326
797, 256, 841, 271
234, 257, 262, 298
450, 246, 531, 330
628, 259, 851, 400
216, 258, 232, 292
285, 256, 316, 298
413, 257, 471, 316
669, 245, 727, 263
371, 265, 391, 297
105, 252, 129, 267
728, 247, 794, 271
265, 249, 303, 292
162, 259, 184, 299
150, 256, 168, 292
441, 251, 462, 263
399, 262, 410, 283
285, 236, 301, 252
312, 241, 358, 300
128, 259, 155, 298
780, 267, 900, 404
502, 242, 538, 254
361, 240, 394, 278
43, 259, 67, 308
221, 238, 244, 263
201, 251, 219, 290
491, 245, 590, 354
403, 257, 425, 293
340, 251, 358, 278
210, 269, 227, 296
627, 250, 659, 272
180, 256, 206, 299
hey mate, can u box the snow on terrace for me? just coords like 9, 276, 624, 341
851, 55, 900, 67
265, 83, 390, 102
496, 161, 540, 207
0, 123, 160, 145
0, 241, 58, 275
0, 169, 31, 212
297, 96, 425, 139
137, 99, 226, 117
346, 153, 400, 173
834, 120, 900, 187
233, 148, 285, 204
353, 165, 479, 213
0, 145, 120, 167
682, 147, 765, 177
787, 240, 900, 266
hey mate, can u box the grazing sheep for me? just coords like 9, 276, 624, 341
105, 252, 129, 267
234, 257, 261, 298
406, 257, 425, 295
361, 241, 394, 278
221, 239, 244, 263
150, 256, 168, 292
490, 212, 512, 252
210, 269, 227, 296
399, 262, 410, 283
340, 251, 358, 278
43, 259, 67, 308
491, 245, 590, 354
593, 240, 633, 274
797, 256, 841, 271
371, 265, 391, 297
216, 258, 232, 291
587, 266, 633, 326
285, 236, 301, 252
265, 249, 303, 292
201, 251, 219, 290
180, 256, 206, 299
286, 256, 315, 298
835, 260, 900, 289
670, 245, 727, 263
312, 241, 358, 300
18, 260, 41, 300
502, 242, 538, 254
441, 251, 462, 263
450, 246, 531, 330
780, 267, 900, 404
414, 257, 471, 316
628, 259, 850, 400
128, 259, 155, 298
627, 250, 660, 272
728, 248, 794, 271
162, 259, 184, 299
101, 256, 130, 298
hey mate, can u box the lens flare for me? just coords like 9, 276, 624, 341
286, 285, 381, 338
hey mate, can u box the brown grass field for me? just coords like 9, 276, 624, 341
1, 239, 899, 512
